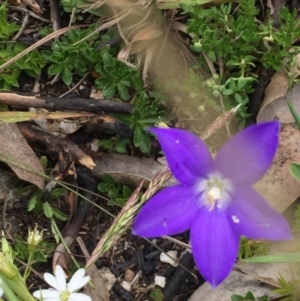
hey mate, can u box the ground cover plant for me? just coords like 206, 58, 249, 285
0, 0, 300, 301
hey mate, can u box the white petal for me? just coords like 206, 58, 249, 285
69, 293, 91, 301
33, 289, 60, 299
0, 287, 3, 297
54, 265, 67, 292
67, 269, 90, 292
44, 273, 59, 291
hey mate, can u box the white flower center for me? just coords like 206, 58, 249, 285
197, 173, 233, 211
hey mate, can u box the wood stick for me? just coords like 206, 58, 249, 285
0, 93, 133, 114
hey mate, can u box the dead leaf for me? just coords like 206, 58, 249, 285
131, 25, 163, 42
76, 236, 110, 301
84, 265, 110, 301
21, 0, 43, 14
0, 124, 44, 189
257, 69, 289, 122
258, 82, 300, 123
254, 123, 300, 213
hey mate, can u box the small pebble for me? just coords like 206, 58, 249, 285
124, 269, 135, 282
155, 275, 166, 288
160, 250, 178, 267
121, 280, 131, 291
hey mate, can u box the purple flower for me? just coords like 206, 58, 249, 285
133, 121, 291, 287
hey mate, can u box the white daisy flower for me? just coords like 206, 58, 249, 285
0, 278, 4, 297
33, 265, 91, 301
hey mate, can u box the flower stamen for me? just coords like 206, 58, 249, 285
60, 291, 70, 301
206, 186, 221, 211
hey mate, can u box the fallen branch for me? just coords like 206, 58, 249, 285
0, 93, 134, 114
18, 124, 95, 169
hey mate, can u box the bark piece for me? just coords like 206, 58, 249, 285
0, 93, 134, 114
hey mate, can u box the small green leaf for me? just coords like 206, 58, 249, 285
123, 186, 132, 199
287, 101, 300, 130
98, 182, 106, 192
115, 145, 126, 153
242, 251, 300, 263
208, 50, 216, 62
43, 202, 53, 218
117, 82, 129, 100
290, 163, 300, 182
107, 189, 118, 198
223, 89, 234, 96
52, 208, 68, 221
28, 194, 37, 211
244, 291, 255, 300
61, 68, 73, 85
103, 83, 116, 98
48, 64, 62, 75
231, 295, 244, 301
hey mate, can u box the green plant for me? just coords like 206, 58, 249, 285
94, 52, 145, 100
14, 225, 55, 281
231, 291, 269, 301
97, 174, 133, 206
238, 237, 268, 259
184, 0, 300, 122
115, 93, 167, 153
150, 288, 164, 301
16, 185, 67, 221
61, 0, 84, 22
98, 137, 130, 153
273, 274, 300, 301
0, 2, 45, 90
0, 2, 20, 40
42, 25, 99, 85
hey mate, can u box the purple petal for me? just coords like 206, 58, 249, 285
149, 128, 214, 185
133, 185, 200, 237
191, 209, 239, 287
227, 186, 291, 240
215, 121, 279, 185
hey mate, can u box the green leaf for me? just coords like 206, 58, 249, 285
231, 295, 244, 301
244, 291, 255, 300
52, 208, 68, 221
208, 50, 216, 62
234, 93, 242, 103
115, 145, 126, 153
102, 53, 114, 67
103, 83, 116, 98
28, 194, 37, 211
117, 82, 129, 100
223, 89, 234, 96
61, 68, 73, 85
107, 189, 118, 198
242, 251, 300, 263
290, 163, 300, 182
287, 101, 300, 130
123, 186, 132, 199
43, 202, 53, 218
34, 251, 47, 262
98, 182, 106, 192
48, 64, 62, 75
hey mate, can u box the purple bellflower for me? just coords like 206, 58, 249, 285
133, 121, 291, 287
